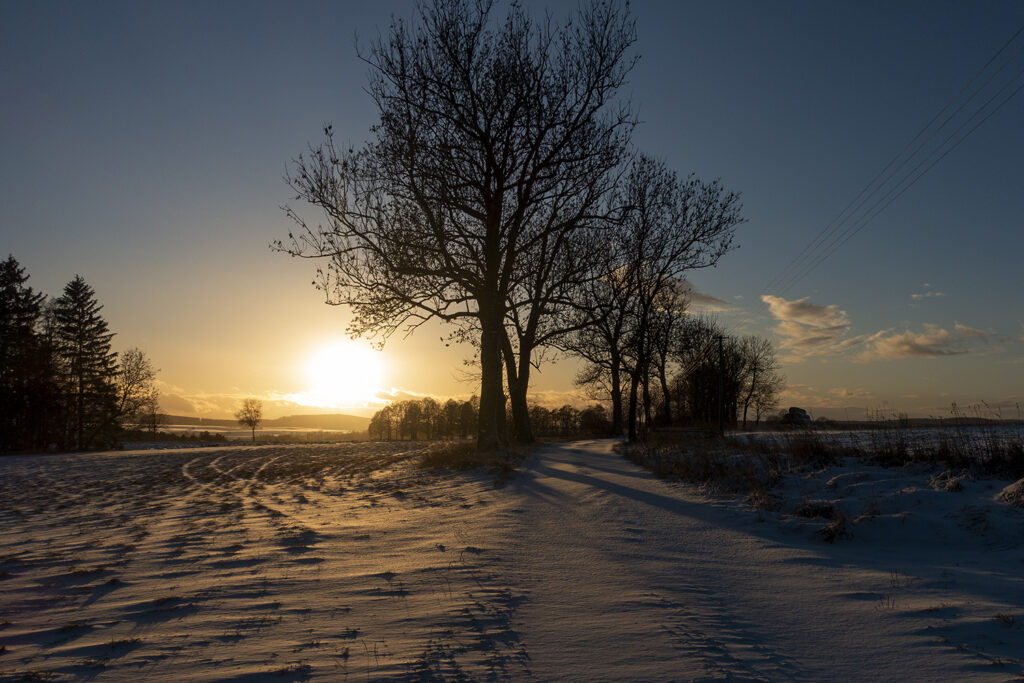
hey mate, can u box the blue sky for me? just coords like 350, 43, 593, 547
2, 1, 1022, 419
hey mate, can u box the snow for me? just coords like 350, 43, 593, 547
1, 439, 1022, 680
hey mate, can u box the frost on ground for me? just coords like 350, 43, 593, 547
2, 438, 1023, 681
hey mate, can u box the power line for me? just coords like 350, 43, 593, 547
764, 21, 1024, 296
775, 63, 1024, 295
777, 73, 1024, 293
673, 22, 1024, 394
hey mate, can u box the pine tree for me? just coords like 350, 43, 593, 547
50, 275, 119, 450
0, 255, 47, 451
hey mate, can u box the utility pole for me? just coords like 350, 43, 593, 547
716, 334, 725, 437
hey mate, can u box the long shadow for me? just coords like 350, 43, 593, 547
523, 461, 716, 520
554, 457, 653, 481
540, 443, 1024, 613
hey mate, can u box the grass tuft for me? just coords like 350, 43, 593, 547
818, 512, 853, 543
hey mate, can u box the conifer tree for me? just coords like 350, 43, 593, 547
50, 275, 118, 449
0, 255, 47, 451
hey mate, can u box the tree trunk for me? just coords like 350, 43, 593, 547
477, 304, 505, 452
741, 368, 757, 430
659, 365, 671, 426
641, 363, 651, 438
502, 336, 535, 445
610, 354, 623, 436
627, 369, 640, 441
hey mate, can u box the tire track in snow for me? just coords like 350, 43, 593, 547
506, 440, 804, 681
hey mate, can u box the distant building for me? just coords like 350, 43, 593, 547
780, 406, 812, 426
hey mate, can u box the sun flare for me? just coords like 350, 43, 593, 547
293, 340, 386, 409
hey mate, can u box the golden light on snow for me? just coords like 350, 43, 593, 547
290, 339, 386, 409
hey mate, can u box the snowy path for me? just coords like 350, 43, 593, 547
505, 439, 1011, 682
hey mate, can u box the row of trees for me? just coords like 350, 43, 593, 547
279, 0, 746, 450
577, 308, 784, 435
368, 397, 479, 441
367, 397, 613, 442
0, 256, 158, 453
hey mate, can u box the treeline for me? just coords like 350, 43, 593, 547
575, 309, 784, 435
368, 397, 612, 441
368, 397, 477, 441
0, 256, 159, 453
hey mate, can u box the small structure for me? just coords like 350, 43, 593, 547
780, 406, 812, 427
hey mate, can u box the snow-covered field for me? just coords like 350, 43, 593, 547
0, 443, 521, 680
733, 425, 1024, 459
2, 439, 1023, 681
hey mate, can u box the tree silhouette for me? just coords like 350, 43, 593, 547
236, 398, 263, 441
50, 275, 118, 450
0, 255, 49, 452
279, 0, 636, 451
737, 336, 783, 429
567, 156, 742, 439
115, 347, 159, 429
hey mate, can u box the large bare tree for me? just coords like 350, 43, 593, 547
278, 0, 636, 451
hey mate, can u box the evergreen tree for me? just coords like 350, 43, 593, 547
0, 256, 47, 451
50, 276, 118, 450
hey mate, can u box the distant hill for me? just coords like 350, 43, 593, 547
159, 413, 370, 431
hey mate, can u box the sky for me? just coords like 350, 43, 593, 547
2, 0, 1022, 420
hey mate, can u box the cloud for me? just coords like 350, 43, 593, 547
526, 389, 594, 408
679, 278, 731, 311
777, 384, 875, 410
910, 283, 944, 300
158, 385, 392, 420
762, 295, 999, 363
761, 295, 854, 359
375, 387, 431, 403
858, 322, 994, 360
827, 387, 874, 399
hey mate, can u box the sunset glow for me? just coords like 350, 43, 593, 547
291, 340, 386, 410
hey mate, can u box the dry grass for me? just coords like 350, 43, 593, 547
818, 512, 852, 543
418, 439, 531, 484
620, 432, 783, 496
998, 478, 1024, 507
419, 439, 487, 471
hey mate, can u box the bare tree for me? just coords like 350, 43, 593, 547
576, 155, 742, 441
737, 336, 784, 429
648, 285, 689, 426
114, 347, 158, 428
563, 239, 635, 435
236, 398, 263, 442
277, 0, 636, 451
752, 372, 783, 427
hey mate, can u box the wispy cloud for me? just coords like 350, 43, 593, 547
910, 283, 944, 300
777, 384, 874, 409
680, 278, 731, 311
760, 295, 856, 359
762, 294, 999, 363
827, 387, 874, 399
858, 322, 994, 360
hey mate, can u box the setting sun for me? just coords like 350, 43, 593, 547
292, 340, 386, 409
